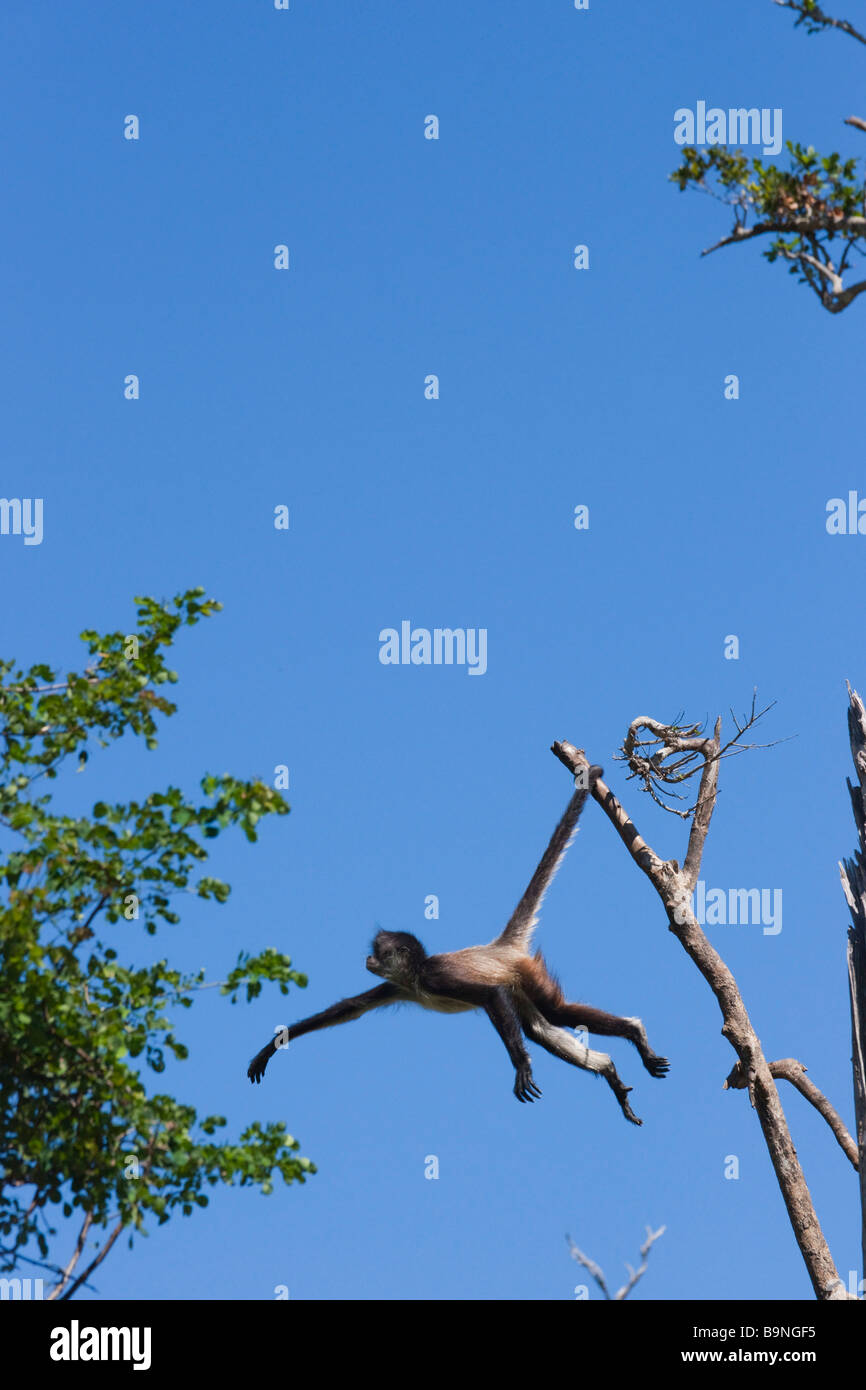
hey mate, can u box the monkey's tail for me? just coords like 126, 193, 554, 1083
496, 767, 601, 952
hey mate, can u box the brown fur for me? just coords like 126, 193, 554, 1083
248, 768, 667, 1123
517, 951, 564, 1009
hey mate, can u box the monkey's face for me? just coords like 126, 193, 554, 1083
367, 931, 426, 985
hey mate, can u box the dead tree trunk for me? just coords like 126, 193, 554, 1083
555, 708, 856, 1300
839, 685, 866, 1281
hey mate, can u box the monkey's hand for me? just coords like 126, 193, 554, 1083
247, 1041, 276, 1084
514, 1064, 542, 1103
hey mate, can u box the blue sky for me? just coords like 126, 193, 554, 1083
2, 0, 865, 1300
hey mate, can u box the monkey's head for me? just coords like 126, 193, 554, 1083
366, 930, 427, 986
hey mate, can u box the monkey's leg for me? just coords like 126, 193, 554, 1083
543, 1001, 669, 1079
521, 1009, 642, 1126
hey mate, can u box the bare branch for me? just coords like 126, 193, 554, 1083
824, 278, 866, 312
840, 682, 866, 1277
702, 224, 772, 256
614, 1225, 667, 1301
775, 247, 866, 312
682, 717, 722, 892
47, 1212, 93, 1301
703, 213, 866, 258
552, 732, 853, 1300
551, 741, 667, 881
725, 1058, 858, 1169
566, 1236, 611, 1299
56, 1218, 125, 1301
567, 1225, 666, 1301
612, 695, 778, 830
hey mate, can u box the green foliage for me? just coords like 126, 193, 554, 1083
671, 140, 866, 307
0, 588, 312, 1293
672, 139, 861, 236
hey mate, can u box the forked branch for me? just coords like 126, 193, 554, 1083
567, 1225, 666, 1300
551, 725, 853, 1301
725, 1057, 858, 1169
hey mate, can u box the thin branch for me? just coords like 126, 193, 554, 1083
773, 0, 866, 46
567, 1225, 666, 1301
613, 1225, 666, 1301
702, 213, 866, 258
824, 277, 866, 312
47, 1212, 92, 1300
682, 718, 722, 891
56, 1218, 125, 1301
566, 1236, 610, 1299
551, 742, 667, 880
725, 1057, 858, 1169
613, 695, 778, 825
783, 247, 843, 288
77, 891, 110, 938
775, 247, 866, 311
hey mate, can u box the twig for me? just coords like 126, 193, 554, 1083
567, 1225, 666, 1300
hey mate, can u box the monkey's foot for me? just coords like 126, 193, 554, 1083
613, 1083, 642, 1125
644, 1054, 670, 1079
514, 1065, 542, 1103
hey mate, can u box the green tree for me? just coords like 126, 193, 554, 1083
0, 587, 312, 1300
672, 2, 866, 312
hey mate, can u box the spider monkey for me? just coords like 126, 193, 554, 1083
247, 762, 668, 1123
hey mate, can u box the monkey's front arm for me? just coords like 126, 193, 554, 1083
247, 982, 403, 1083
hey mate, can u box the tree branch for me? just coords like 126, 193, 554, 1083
839, 682, 866, 1278
725, 1057, 858, 1168
702, 212, 866, 258
551, 732, 853, 1300
774, 247, 866, 311
552, 741, 667, 880
773, 0, 866, 46
682, 719, 722, 892
47, 1211, 93, 1300
55, 1218, 125, 1301
567, 1225, 666, 1300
